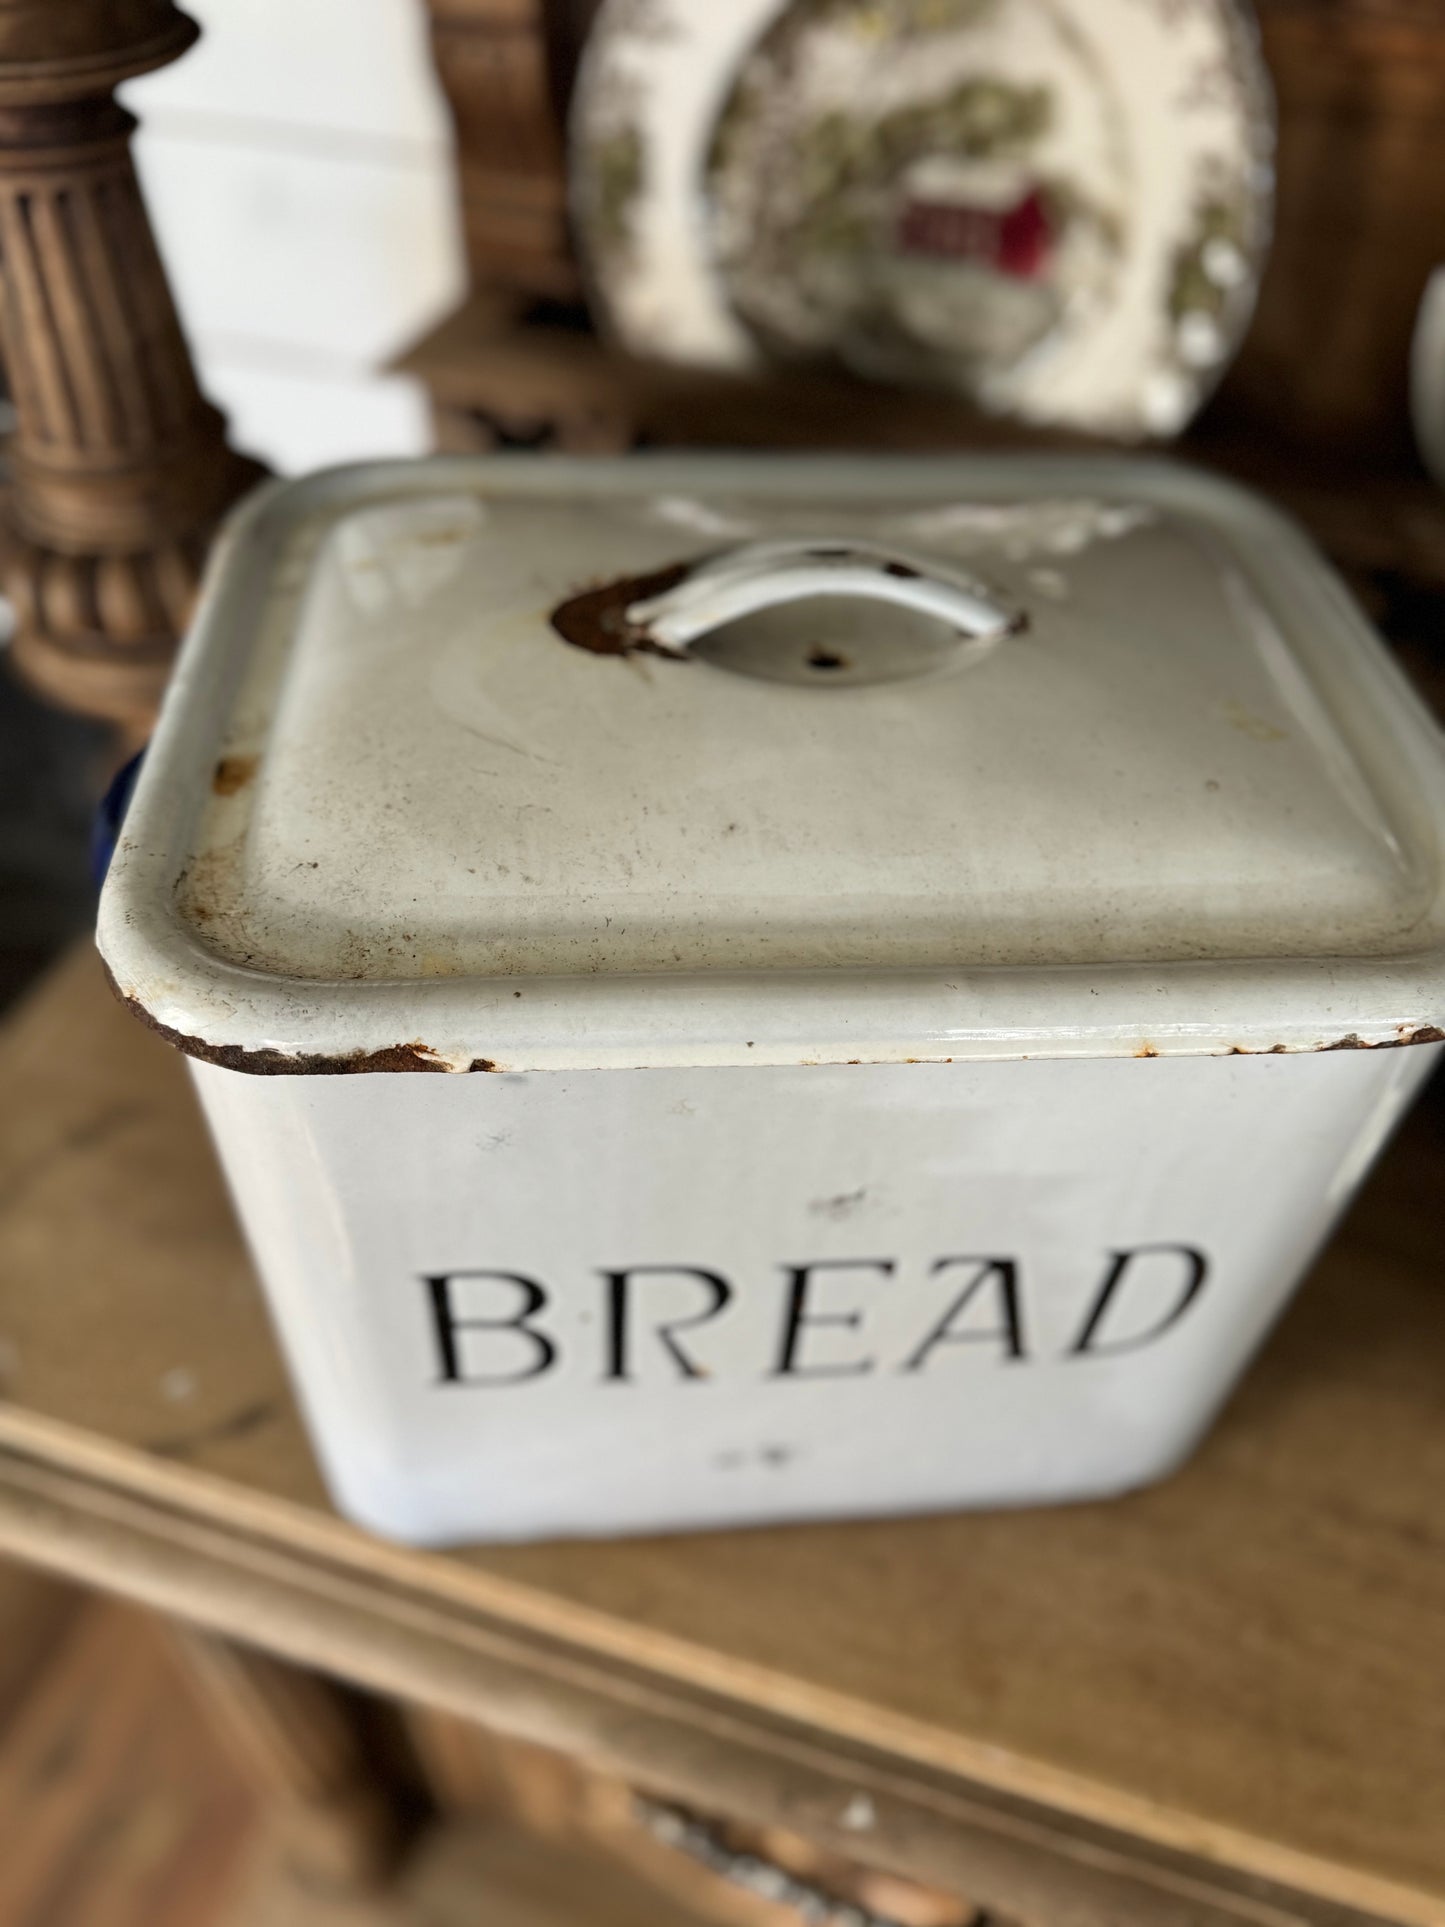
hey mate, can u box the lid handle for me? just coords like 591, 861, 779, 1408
624, 539, 1020, 652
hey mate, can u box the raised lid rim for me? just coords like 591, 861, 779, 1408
96, 452, 1445, 1074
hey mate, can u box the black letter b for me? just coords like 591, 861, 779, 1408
423, 1272, 558, 1385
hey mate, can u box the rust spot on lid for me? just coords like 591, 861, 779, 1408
1226, 1028, 1445, 1055
550, 560, 696, 661
212, 754, 258, 797
102, 961, 458, 1075
1135, 1042, 1159, 1058
1322, 1026, 1445, 1051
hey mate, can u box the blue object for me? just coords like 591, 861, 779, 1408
91, 749, 145, 888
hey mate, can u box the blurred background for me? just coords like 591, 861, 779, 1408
0, 3, 1441, 1923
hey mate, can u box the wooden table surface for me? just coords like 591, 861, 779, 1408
0, 945, 1442, 1927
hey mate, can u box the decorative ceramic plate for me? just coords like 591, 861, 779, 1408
572, 0, 1274, 437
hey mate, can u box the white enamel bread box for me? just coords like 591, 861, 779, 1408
98, 455, 1445, 1547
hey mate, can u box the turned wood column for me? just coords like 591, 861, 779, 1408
424, 0, 599, 302
0, 0, 262, 727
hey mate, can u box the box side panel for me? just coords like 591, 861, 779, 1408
188, 1048, 1437, 1546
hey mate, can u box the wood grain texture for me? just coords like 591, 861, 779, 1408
0, 1600, 258, 1927
423, 0, 582, 299
174, 1630, 407, 1893
0, 946, 1440, 1925
0, 2, 262, 726
0, 1594, 718, 1927
0, 1558, 83, 1727
1217, 0, 1445, 458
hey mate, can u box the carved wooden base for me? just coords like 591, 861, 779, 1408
2, 450, 263, 726
0, 2, 264, 727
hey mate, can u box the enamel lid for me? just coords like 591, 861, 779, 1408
98, 454, 1445, 1072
